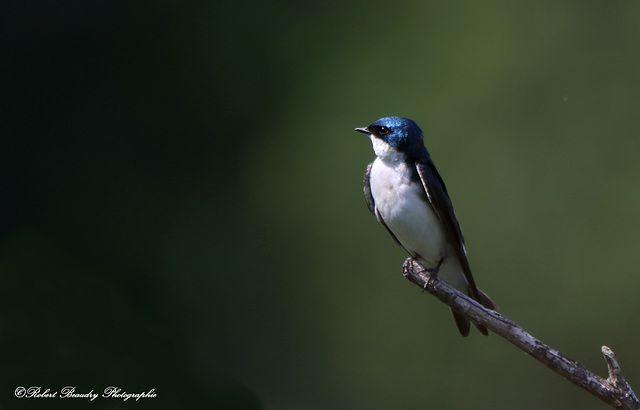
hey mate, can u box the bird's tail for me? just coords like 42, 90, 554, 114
477, 287, 499, 311
452, 287, 498, 337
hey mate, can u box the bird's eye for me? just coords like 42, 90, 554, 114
378, 126, 390, 136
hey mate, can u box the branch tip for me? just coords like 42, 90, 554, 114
602, 346, 622, 383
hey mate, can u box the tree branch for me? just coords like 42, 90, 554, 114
402, 258, 639, 410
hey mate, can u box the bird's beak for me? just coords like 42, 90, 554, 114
354, 127, 371, 135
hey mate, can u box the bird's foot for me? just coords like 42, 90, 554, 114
402, 257, 425, 276
403, 257, 442, 292
422, 258, 444, 291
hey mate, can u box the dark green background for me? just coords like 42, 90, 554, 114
3, 1, 640, 409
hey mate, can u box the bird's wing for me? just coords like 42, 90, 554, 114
363, 163, 376, 215
414, 158, 481, 301
363, 163, 404, 248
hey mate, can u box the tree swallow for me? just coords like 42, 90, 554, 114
355, 116, 497, 336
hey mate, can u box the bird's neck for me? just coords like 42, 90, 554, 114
371, 138, 407, 163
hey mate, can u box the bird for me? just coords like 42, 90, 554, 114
355, 116, 497, 336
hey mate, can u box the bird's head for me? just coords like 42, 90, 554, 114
355, 116, 426, 159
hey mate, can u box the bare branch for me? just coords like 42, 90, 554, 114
402, 258, 639, 410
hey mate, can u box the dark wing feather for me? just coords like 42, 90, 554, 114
363, 163, 405, 249
414, 158, 481, 302
363, 163, 376, 215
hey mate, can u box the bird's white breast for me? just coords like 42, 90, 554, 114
369, 155, 447, 267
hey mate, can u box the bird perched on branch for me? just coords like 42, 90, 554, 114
356, 116, 497, 336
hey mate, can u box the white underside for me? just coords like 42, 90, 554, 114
369, 139, 468, 292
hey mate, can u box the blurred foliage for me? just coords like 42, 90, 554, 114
2, 1, 640, 409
